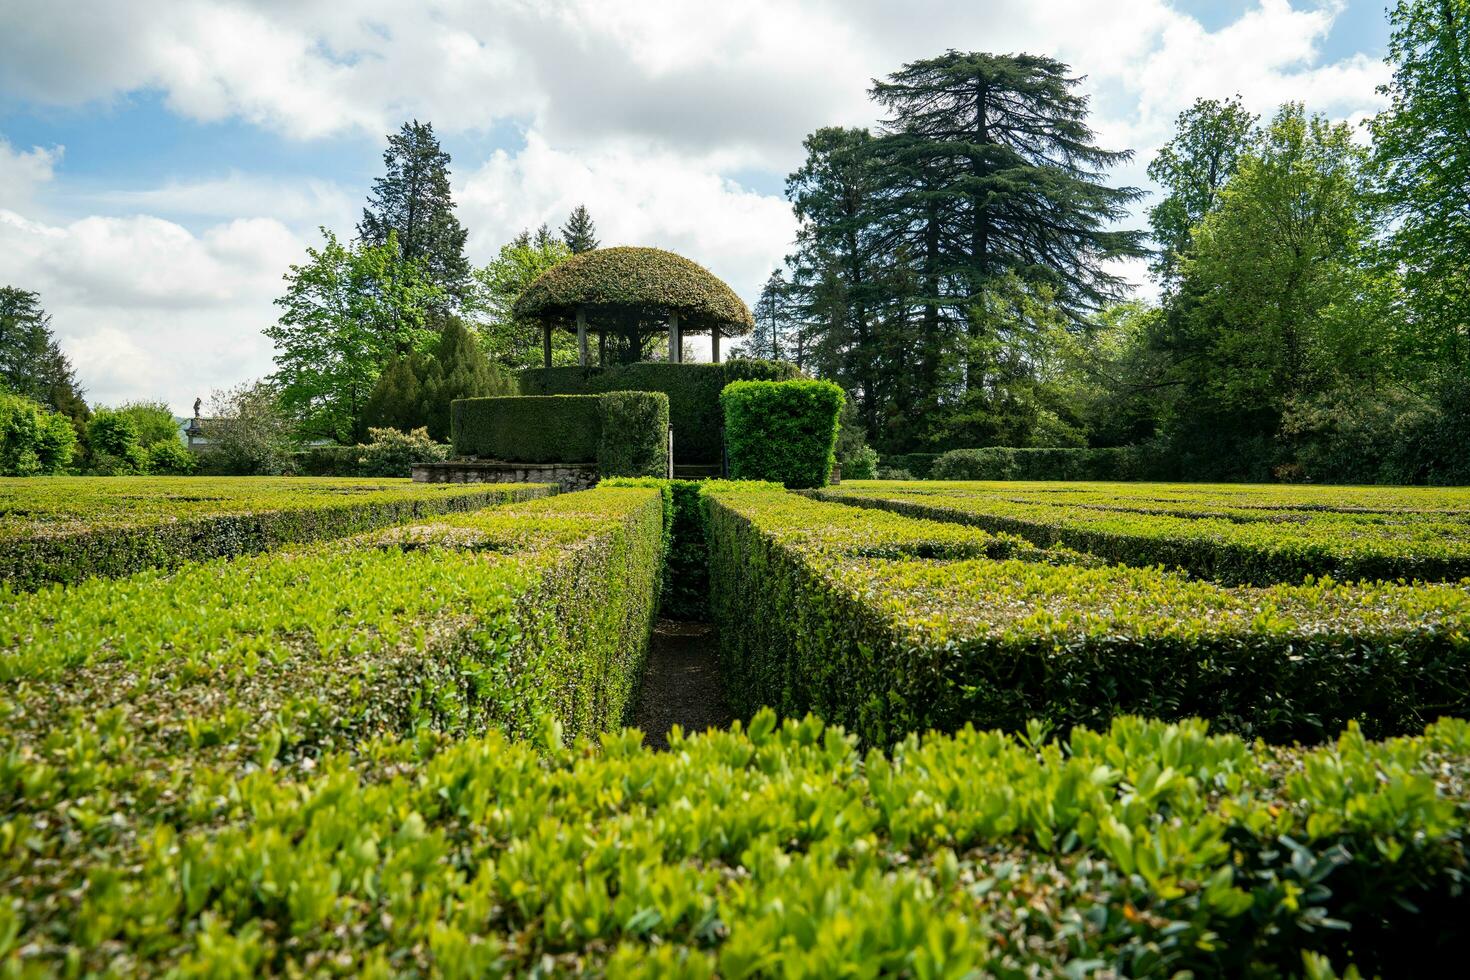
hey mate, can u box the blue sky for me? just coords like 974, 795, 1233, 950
0, 1, 1396, 411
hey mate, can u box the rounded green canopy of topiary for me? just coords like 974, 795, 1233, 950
513, 246, 755, 336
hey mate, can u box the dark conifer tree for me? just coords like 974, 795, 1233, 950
358, 121, 471, 302
0, 286, 88, 425
560, 205, 599, 253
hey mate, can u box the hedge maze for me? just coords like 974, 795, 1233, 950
2, 475, 1468, 974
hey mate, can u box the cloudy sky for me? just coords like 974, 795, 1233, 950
1, 0, 1392, 413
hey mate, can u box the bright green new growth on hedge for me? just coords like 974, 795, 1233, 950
519, 359, 801, 463
0, 476, 552, 591
705, 487, 1470, 744
721, 379, 844, 488
0, 487, 665, 967
7, 710, 1468, 975
451, 392, 670, 476
820, 480, 1470, 585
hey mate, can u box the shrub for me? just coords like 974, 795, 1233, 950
879, 452, 941, 479
200, 381, 295, 476
452, 395, 601, 461
112, 400, 180, 448
291, 444, 363, 476
146, 438, 196, 475
355, 426, 451, 477
0, 392, 75, 475
929, 446, 1162, 481
843, 444, 879, 480
0, 478, 552, 590
597, 391, 670, 477
85, 409, 141, 464
519, 359, 800, 463
721, 379, 844, 488
706, 487, 1470, 745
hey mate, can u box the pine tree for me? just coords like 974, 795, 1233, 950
560, 205, 600, 253
358, 120, 471, 302
362, 353, 426, 434
0, 286, 88, 425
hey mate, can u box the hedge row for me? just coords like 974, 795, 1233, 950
821, 481, 1470, 585
0, 487, 666, 969
877, 451, 941, 478
519, 359, 800, 463
450, 392, 670, 476
722, 379, 844, 489
705, 487, 1470, 745
930, 446, 1168, 481
7, 711, 1468, 975
0, 477, 552, 591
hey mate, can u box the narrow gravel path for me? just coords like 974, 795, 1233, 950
633, 620, 732, 750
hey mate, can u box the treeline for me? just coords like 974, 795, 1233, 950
748, 1, 1470, 483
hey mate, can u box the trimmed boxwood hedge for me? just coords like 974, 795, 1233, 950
519, 359, 800, 463
0, 477, 552, 591
721, 379, 844, 488
931, 446, 1168, 481
451, 394, 602, 462
597, 390, 670, 478
705, 487, 1470, 745
452, 392, 670, 476
0, 487, 666, 971
820, 481, 1470, 585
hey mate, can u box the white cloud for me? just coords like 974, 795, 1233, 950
0, 139, 62, 209
457, 133, 795, 300
0, 209, 297, 413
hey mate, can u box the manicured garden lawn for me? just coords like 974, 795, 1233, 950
2, 476, 1466, 975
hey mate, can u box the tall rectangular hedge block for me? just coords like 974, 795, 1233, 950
519, 359, 800, 463
721, 379, 844, 489
452, 392, 669, 477
452, 395, 602, 462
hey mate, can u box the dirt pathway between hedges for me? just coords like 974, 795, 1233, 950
634, 620, 732, 750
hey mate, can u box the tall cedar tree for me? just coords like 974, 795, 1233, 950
868, 52, 1145, 402
0, 286, 88, 426
1371, 0, 1470, 370
358, 121, 471, 302
560, 205, 600, 254
786, 127, 888, 434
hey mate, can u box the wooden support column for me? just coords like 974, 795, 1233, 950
711, 328, 721, 364
543, 323, 552, 368
576, 307, 589, 367
668, 311, 681, 363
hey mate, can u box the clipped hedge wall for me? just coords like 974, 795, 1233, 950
721, 379, 844, 489
931, 445, 1166, 481
452, 393, 669, 476
451, 395, 601, 462
820, 483, 1470, 586
519, 359, 800, 463
597, 391, 670, 478
0, 478, 553, 591
705, 487, 1470, 746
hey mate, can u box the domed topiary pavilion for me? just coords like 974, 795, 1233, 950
513, 246, 755, 367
